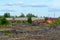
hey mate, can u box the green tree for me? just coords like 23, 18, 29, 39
26, 13, 37, 18
49, 18, 60, 28
4, 13, 10, 18
44, 17, 48, 21
19, 13, 25, 17
0, 16, 3, 18
54, 18, 60, 25
27, 16, 32, 24
0, 17, 10, 25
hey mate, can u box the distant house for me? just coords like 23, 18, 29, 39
46, 18, 57, 24
14, 18, 27, 21
32, 17, 45, 23
6, 17, 45, 23
32, 17, 44, 21
6, 18, 27, 23
6, 17, 58, 24
6, 18, 13, 21
6, 17, 44, 21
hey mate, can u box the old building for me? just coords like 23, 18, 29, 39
46, 18, 57, 24
6, 17, 45, 23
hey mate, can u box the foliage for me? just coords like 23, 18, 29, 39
3, 31, 13, 36
44, 17, 48, 21
4, 13, 10, 18
55, 19, 60, 25
0, 16, 3, 18
27, 16, 32, 24
19, 13, 25, 17
24, 21, 30, 24
26, 13, 37, 18
49, 18, 60, 28
24, 26, 44, 31
0, 17, 10, 25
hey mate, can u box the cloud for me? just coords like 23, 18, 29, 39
0, 0, 60, 9
24, 0, 60, 8
22, 5, 47, 7
48, 0, 60, 9
0, 1, 24, 6
22, 2, 47, 7
0, 9, 16, 12
48, 8, 60, 12
15, 2, 24, 5
0, 2, 47, 7
47, 0, 60, 12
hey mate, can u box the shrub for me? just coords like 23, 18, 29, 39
4, 13, 10, 18
0, 17, 10, 25
49, 18, 60, 28
27, 16, 32, 24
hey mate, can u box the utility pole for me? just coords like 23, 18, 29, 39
48, 13, 50, 18
54, 10, 55, 18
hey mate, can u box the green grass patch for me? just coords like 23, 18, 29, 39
24, 26, 44, 31
3, 31, 14, 36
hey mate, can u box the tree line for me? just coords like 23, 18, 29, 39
0, 13, 60, 28
1, 13, 37, 18
0, 13, 37, 25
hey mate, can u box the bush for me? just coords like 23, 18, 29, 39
49, 18, 60, 28
27, 16, 32, 24
0, 17, 10, 25
26, 13, 37, 17
19, 13, 25, 17
3, 31, 13, 36
4, 13, 10, 18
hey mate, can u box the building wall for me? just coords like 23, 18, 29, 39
6, 17, 45, 23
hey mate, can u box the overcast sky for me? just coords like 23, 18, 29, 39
0, 0, 60, 17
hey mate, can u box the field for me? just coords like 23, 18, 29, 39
0, 23, 60, 40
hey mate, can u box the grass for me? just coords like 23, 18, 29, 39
0, 24, 11, 28
24, 26, 44, 31
3, 31, 14, 37
0, 25, 13, 31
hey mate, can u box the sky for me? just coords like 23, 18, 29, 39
0, 0, 60, 17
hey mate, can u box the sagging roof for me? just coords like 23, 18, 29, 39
6, 17, 45, 21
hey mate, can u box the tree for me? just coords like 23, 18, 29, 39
26, 13, 37, 18
49, 18, 60, 28
53, 18, 60, 25
19, 13, 25, 17
27, 16, 32, 24
44, 17, 48, 21
4, 13, 10, 18
0, 16, 3, 18
0, 17, 10, 25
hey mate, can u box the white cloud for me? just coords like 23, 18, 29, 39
22, 2, 47, 7
0, 1, 24, 6
0, 0, 60, 9
16, 2, 24, 4
0, 9, 15, 12
48, 0, 60, 9
47, 0, 60, 12
0, 7, 19, 12
28, 0, 60, 9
